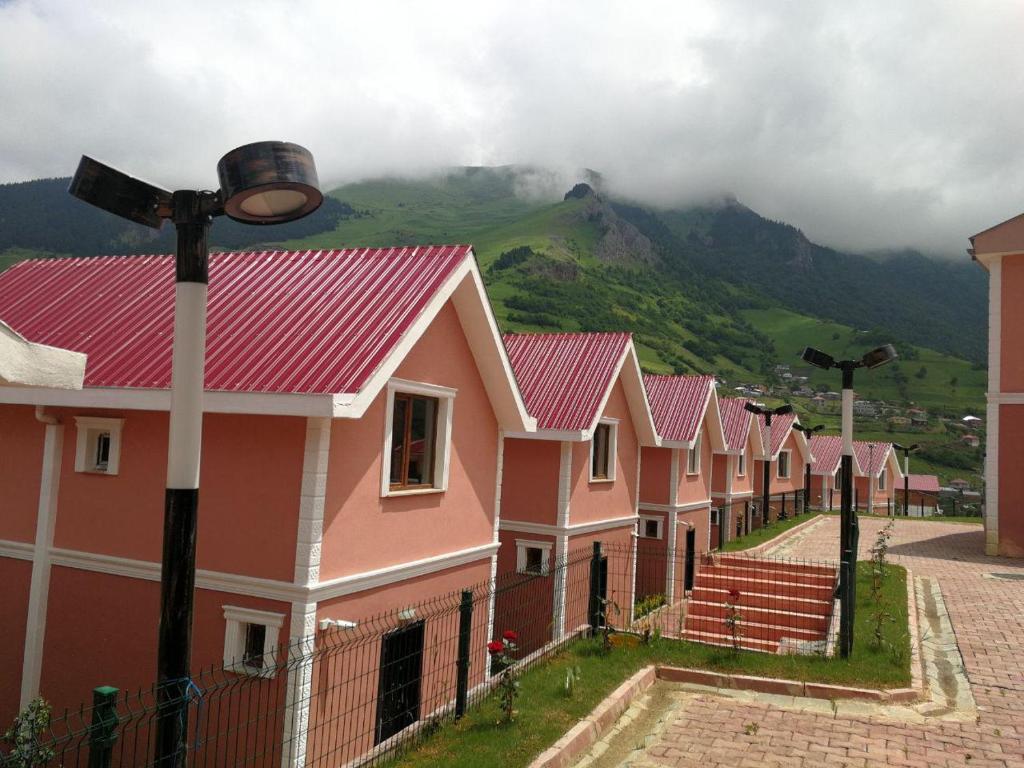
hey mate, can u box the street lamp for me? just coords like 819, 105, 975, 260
744, 401, 794, 525
793, 423, 824, 514
801, 344, 896, 658
70, 142, 322, 766
892, 442, 920, 517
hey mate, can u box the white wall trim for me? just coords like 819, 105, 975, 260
665, 449, 680, 601
282, 601, 317, 768
20, 422, 63, 708
553, 441, 572, 639
0, 540, 34, 560
987, 392, 1024, 404
503, 428, 588, 442
985, 256, 1002, 555
499, 514, 639, 537
294, 418, 330, 587
638, 499, 713, 514
486, 431, 504, 674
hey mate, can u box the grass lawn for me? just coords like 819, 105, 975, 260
721, 512, 823, 551
390, 562, 909, 768
896, 515, 982, 525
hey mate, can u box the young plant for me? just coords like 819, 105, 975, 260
723, 589, 743, 652
563, 665, 582, 698
487, 631, 520, 723
1, 698, 55, 768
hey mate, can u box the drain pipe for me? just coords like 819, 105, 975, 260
34, 405, 59, 425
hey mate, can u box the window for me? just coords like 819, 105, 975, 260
777, 450, 791, 479
381, 380, 455, 496
639, 516, 663, 539
515, 540, 551, 575
878, 471, 886, 491
590, 420, 617, 482
74, 417, 124, 475
737, 452, 746, 477
710, 508, 720, 525
389, 393, 438, 489
687, 431, 701, 475
222, 606, 284, 678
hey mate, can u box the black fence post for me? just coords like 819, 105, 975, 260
88, 686, 119, 768
454, 589, 473, 720
589, 541, 603, 632
684, 530, 696, 592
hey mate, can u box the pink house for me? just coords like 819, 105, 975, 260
752, 412, 812, 522
496, 332, 658, 642
808, 434, 864, 511
0, 245, 535, 759
636, 375, 724, 601
853, 441, 902, 514
710, 398, 763, 539
969, 213, 1024, 555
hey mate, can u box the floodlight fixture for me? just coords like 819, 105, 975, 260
69, 156, 172, 229
794, 423, 825, 435
861, 344, 898, 370
217, 141, 322, 224
774, 403, 794, 416
892, 442, 920, 452
802, 347, 835, 371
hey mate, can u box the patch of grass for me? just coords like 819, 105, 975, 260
392, 563, 908, 768
721, 512, 822, 551
896, 515, 982, 525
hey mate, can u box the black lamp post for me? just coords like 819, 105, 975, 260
744, 402, 794, 526
793, 423, 824, 514
892, 442, 920, 517
70, 143, 322, 766
801, 344, 897, 658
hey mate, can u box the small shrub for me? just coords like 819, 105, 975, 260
488, 631, 520, 723
1, 698, 55, 768
633, 593, 667, 621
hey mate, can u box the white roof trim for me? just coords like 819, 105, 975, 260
0, 320, 86, 390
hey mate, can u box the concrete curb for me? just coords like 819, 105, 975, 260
528, 666, 657, 768
655, 664, 923, 704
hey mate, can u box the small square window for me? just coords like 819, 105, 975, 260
524, 547, 544, 574
516, 540, 552, 575
222, 606, 284, 678
74, 417, 124, 475
639, 516, 662, 539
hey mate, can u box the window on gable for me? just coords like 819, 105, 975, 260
737, 452, 746, 476
777, 451, 791, 479
878, 471, 886, 491
389, 393, 438, 490
687, 431, 701, 475
591, 423, 614, 481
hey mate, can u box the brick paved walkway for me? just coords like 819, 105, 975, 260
601, 517, 1024, 767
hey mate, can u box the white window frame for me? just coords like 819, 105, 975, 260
380, 378, 456, 497
589, 418, 618, 483
686, 430, 702, 475
710, 508, 720, 525
777, 449, 792, 479
74, 417, 124, 475
515, 539, 552, 575
878, 471, 886, 491
639, 515, 663, 540
222, 605, 284, 678
737, 452, 746, 477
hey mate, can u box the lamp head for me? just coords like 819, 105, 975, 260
893, 442, 905, 451
68, 156, 172, 229
861, 344, 898, 370
773, 404, 794, 416
801, 346, 834, 370
744, 401, 762, 415
217, 141, 322, 224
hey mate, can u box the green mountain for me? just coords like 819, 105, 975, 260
0, 167, 987, 417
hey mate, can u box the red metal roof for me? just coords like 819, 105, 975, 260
809, 435, 844, 475
906, 474, 940, 493
757, 411, 796, 456
502, 332, 630, 432
718, 397, 754, 452
854, 441, 892, 477
642, 374, 713, 443
0, 246, 471, 395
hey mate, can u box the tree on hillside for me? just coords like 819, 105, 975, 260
915, 366, 928, 380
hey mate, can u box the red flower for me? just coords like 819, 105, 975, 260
502, 630, 519, 642
487, 640, 505, 655
728, 589, 741, 601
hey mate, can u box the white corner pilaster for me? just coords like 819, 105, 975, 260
552, 441, 572, 640
294, 417, 331, 587
665, 449, 680, 601
985, 256, 1002, 555
486, 430, 504, 673
281, 601, 317, 768
20, 421, 64, 708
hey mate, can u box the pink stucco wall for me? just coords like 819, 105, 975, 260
1001, 258, 1024, 393
639, 446, 671, 506
568, 381, 638, 525
999, 404, 1024, 556
319, 302, 499, 580
0, 405, 45, 543
502, 438, 561, 525
49, 409, 304, 582
0, 558, 31, 726
677, 421, 713, 504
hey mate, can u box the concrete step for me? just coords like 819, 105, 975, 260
684, 614, 825, 644
714, 555, 837, 578
680, 629, 779, 653
686, 600, 830, 633
693, 573, 834, 603
700, 563, 836, 588
690, 586, 832, 617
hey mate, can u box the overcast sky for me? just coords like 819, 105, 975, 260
1, 0, 1021, 256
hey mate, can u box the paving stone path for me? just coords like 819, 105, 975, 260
577, 517, 1024, 767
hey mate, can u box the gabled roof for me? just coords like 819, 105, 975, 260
906, 474, 940, 493
854, 441, 901, 480
0, 246, 535, 428
807, 435, 865, 476
716, 397, 763, 456
503, 332, 658, 445
753, 411, 812, 463
968, 210, 1024, 268
643, 374, 724, 449
0, 320, 86, 390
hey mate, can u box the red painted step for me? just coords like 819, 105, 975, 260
693, 573, 835, 603
687, 600, 830, 633
689, 586, 832, 617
